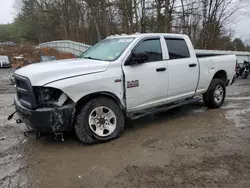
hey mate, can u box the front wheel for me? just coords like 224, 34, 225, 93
74, 97, 124, 144
203, 79, 226, 109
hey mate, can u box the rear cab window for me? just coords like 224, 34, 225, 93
165, 38, 190, 60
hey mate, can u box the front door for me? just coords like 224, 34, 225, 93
123, 38, 169, 112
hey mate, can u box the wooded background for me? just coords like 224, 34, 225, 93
0, 0, 250, 51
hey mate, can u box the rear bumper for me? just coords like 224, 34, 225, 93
15, 97, 75, 132
0, 64, 11, 68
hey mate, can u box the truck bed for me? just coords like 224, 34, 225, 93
196, 54, 236, 94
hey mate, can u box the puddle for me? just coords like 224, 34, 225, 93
225, 108, 250, 127
189, 107, 207, 114
0, 135, 28, 188
0, 154, 23, 166
224, 95, 250, 128
226, 97, 250, 100
0, 141, 28, 188
222, 103, 242, 109
0, 163, 27, 188
0, 77, 28, 188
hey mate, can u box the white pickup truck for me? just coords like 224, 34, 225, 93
13, 33, 236, 144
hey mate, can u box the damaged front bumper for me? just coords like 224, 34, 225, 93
14, 97, 75, 133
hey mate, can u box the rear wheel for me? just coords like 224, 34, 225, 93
203, 79, 226, 109
242, 71, 249, 79
74, 97, 124, 144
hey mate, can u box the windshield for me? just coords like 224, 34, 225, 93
80, 37, 135, 61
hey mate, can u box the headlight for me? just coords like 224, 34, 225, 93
42, 88, 56, 101
34, 87, 68, 107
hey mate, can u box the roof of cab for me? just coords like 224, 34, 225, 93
106, 33, 187, 39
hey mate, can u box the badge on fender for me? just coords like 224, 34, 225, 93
127, 80, 139, 88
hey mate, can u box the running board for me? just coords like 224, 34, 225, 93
128, 97, 202, 120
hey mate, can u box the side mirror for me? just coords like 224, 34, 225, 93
125, 51, 148, 65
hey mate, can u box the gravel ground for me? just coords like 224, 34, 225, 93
0, 68, 250, 188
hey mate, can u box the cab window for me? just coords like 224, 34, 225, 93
133, 39, 163, 62
165, 38, 190, 59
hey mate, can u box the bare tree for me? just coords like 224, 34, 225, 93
10, 0, 249, 49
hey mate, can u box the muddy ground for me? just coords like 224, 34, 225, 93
0, 68, 250, 188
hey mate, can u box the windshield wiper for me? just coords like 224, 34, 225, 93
83, 56, 101, 60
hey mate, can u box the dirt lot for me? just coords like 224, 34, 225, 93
0, 68, 250, 188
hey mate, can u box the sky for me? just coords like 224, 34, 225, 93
0, 0, 15, 24
233, 15, 250, 41
0, 0, 250, 41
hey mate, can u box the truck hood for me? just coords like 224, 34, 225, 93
15, 58, 110, 86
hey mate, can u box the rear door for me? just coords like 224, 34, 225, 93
123, 37, 169, 112
165, 38, 199, 100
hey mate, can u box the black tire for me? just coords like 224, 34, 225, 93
242, 72, 249, 79
74, 97, 124, 144
203, 78, 226, 109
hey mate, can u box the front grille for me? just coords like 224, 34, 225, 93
14, 74, 37, 109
